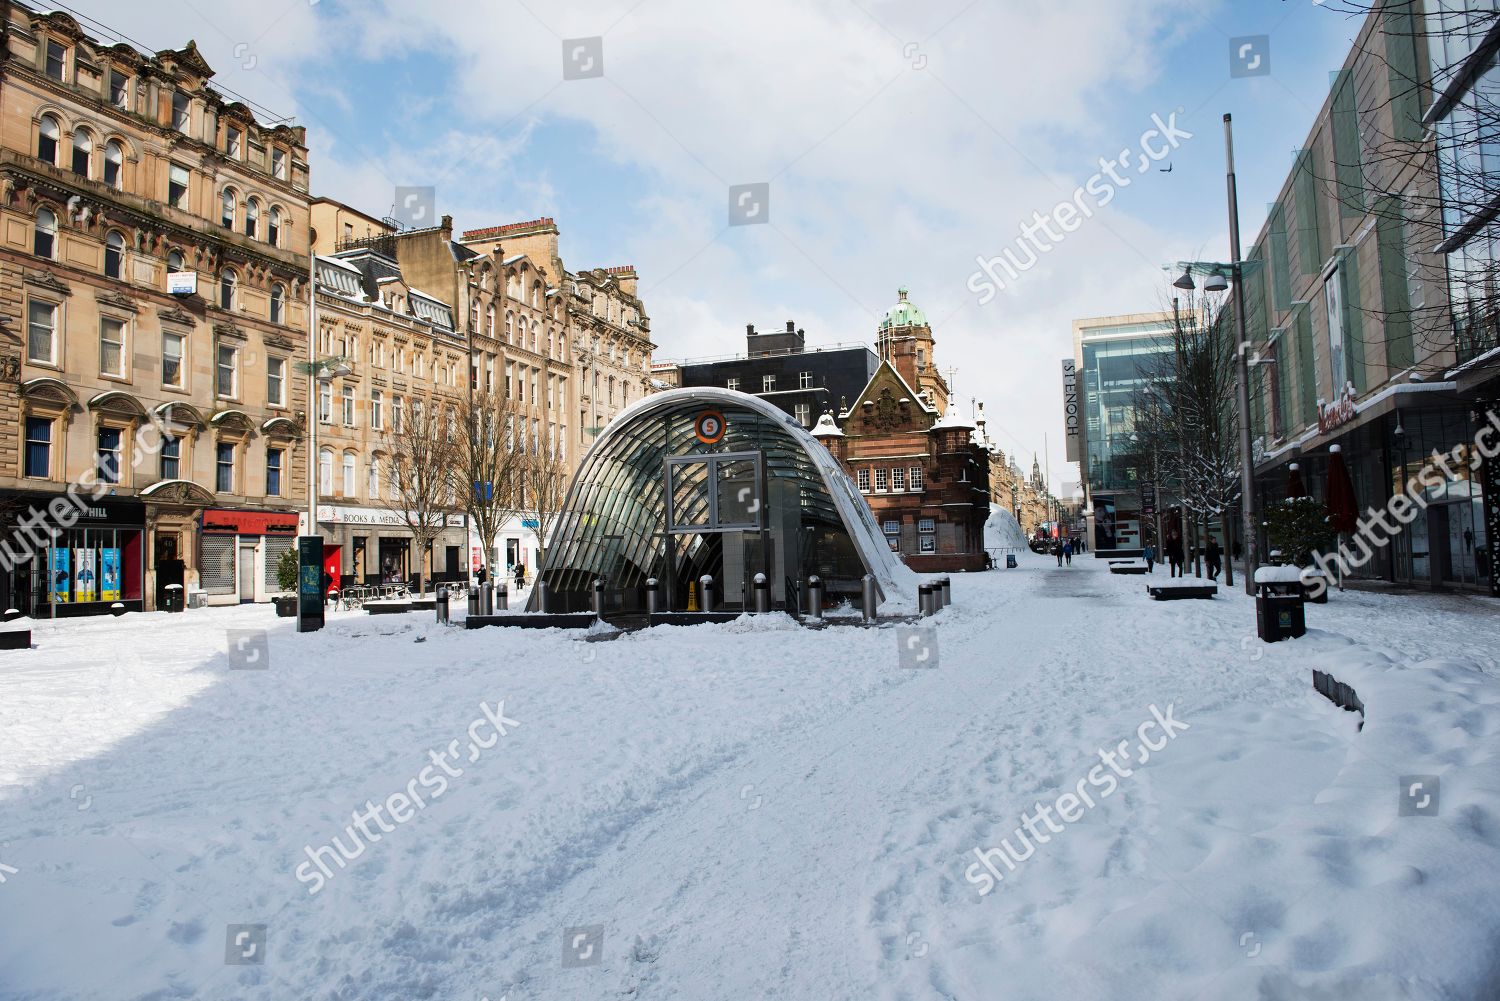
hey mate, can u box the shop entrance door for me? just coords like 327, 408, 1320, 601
238, 543, 256, 602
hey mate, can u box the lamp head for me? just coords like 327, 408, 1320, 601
1172, 269, 1195, 291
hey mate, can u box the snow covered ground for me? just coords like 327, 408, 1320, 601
2, 554, 1499, 1000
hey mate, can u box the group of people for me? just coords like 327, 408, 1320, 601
1053, 537, 1083, 567
1143, 537, 1224, 580
474, 564, 529, 588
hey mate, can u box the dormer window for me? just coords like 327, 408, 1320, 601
225, 127, 241, 159
44, 40, 67, 81
271, 147, 286, 180
109, 69, 130, 108
172, 92, 190, 132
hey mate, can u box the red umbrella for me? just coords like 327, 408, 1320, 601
1325, 445, 1358, 534
1287, 462, 1307, 499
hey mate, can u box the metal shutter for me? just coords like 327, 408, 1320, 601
201, 535, 236, 594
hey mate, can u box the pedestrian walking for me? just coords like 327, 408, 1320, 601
1206, 539, 1223, 581
1166, 536, 1185, 578
1055, 542, 1064, 567
1144, 544, 1156, 573
1063, 539, 1073, 566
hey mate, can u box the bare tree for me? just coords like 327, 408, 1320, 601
519, 432, 571, 572
456, 392, 528, 577
383, 397, 461, 594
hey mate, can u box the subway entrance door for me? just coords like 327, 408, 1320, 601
297, 535, 325, 633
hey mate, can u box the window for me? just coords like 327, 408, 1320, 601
45, 40, 66, 80
318, 382, 332, 423
34, 207, 57, 258
318, 448, 333, 494
172, 91, 190, 132
99, 318, 126, 377
270, 283, 285, 324
341, 385, 355, 427
168, 164, 189, 208
104, 231, 125, 279
267, 206, 281, 247
266, 448, 283, 496
160, 435, 181, 479
727, 377, 740, 392
109, 69, 129, 108
909, 465, 924, 491
96, 426, 123, 484
794, 403, 810, 426
918, 517, 936, 534
266, 357, 286, 406
486, 304, 495, 337
71, 128, 92, 177
221, 188, 236, 228
341, 453, 356, 496
370, 389, 384, 430
244, 197, 259, 238
271, 147, 287, 180
214, 442, 235, 493
857, 468, 871, 492
799, 371, 813, 389
37, 115, 59, 165
27, 300, 57, 364
162, 333, 184, 387
166, 249, 185, 273
883, 519, 900, 536
892, 466, 907, 491
225, 126, 241, 159
762, 374, 776, 393
367, 457, 379, 499
216, 343, 237, 399
103, 141, 123, 189
919, 535, 936, 554
24, 416, 52, 478
874, 467, 888, 491
219, 269, 236, 310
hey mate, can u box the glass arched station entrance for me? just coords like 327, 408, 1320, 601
531, 389, 914, 613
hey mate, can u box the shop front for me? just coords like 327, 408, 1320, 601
316, 504, 467, 588
198, 508, 301, 605
2, 495, 146, 617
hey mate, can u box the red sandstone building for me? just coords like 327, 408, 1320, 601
814, 289, 990, 572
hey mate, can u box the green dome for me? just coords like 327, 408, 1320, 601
879, 286, 927, 331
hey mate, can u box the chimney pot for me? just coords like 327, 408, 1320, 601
786, 320, 795, 332
747, 324, 756, 336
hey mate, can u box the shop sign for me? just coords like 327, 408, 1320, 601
202, 509, 301, 535
1318, 386, 1358, 435
317, 505, 465, 528
695, 410, 726, 445
522, 518, 540, 529
1061, 359, 1080, 462
1140, 482, 1157, 517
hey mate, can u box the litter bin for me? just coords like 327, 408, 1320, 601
1005, 553, 1018, 569
1256, 584, 1306, 642
163, 584, 184, 613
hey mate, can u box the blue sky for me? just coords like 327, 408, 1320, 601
84, 0, 1365, 484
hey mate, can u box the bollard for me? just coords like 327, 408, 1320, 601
535, 579, 549, 613
940, 577, 951, 608
919, 583, 933, 617
646, 577, 660, 615
436, 585, 450, 625
479, 581, 494, 616
468, 585, 480, 617
806, 575, 823, 620
700, 574, 715, 611
592, 578, 606, 617
496, 583, 508, 611
753, 572, 770, 614
861, 574, 878, 624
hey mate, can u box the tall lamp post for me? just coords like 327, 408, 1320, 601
297, 357, 352, 533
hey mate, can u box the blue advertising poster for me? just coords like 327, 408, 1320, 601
50, 548, 70, 604
100, 549, 121, 602
75, 549, 97, 603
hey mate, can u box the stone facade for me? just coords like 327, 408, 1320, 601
0, 4, 311, 612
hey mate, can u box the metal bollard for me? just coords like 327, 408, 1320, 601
700, 574, 715, 611
940, 577, 951, 608
497, 583, 508, 611
861, 573, 878, 624
806, 575, 823, 620
436, 585, 450, 625
535, 579, 549, 614
468, 585, 480, 617
753, 572, 770, 614
646, 577, 660, 615
919, 583, 933, 617
479, 581, 494, 616
592, 578, 606, 617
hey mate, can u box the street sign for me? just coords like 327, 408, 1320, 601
1141, 483, 1157, 517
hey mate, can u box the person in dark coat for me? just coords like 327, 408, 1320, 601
1206, 539, 1223, 581
1144, 544, 1156, 573
1165, 536, 1185, 578
1062, 539, 1073, 566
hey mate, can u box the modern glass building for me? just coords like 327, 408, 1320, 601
530, 388, 917, 613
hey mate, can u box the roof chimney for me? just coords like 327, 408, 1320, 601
786, 320, 795, 332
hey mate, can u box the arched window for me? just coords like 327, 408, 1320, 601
531, 281, 541, 307
37, 115, 59, 165
219, 268, 237, 310
244, 197, 259, 239
319, 447, 333, 495
103, 140, 123, 188
547, 330, 554, 357
166, 248, 185, 272
221, 188, 236, 229
104, 230, 125, 280
270, 283, 285, 324
71, 128, 92, 177
267, 205, 281, 247
486, 303, 495, 337
341, 452, 356, 496
34, 207, 57, 258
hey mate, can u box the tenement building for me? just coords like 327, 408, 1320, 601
0, 6, 311, 614
817, 288, 989, 571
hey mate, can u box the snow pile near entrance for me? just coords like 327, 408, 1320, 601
983, 507, 1028, 551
